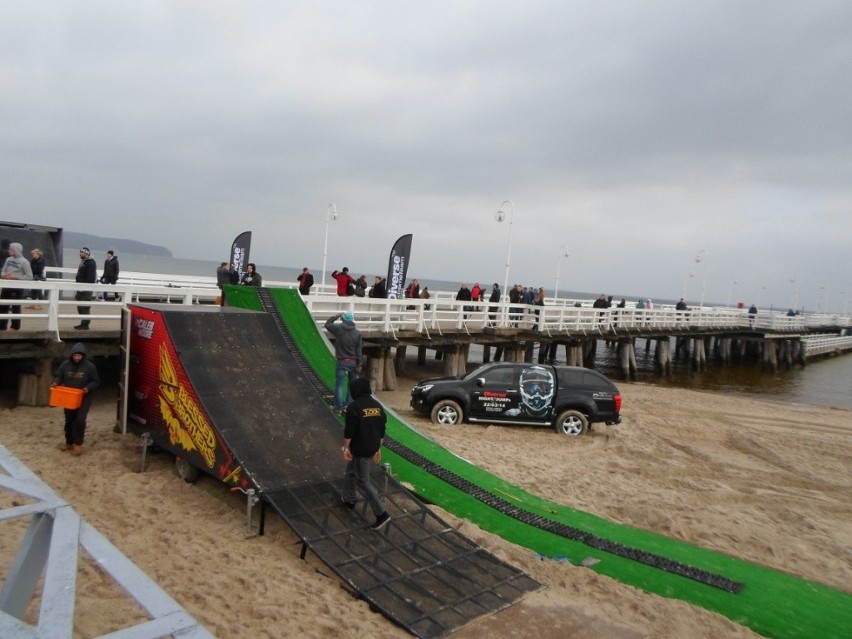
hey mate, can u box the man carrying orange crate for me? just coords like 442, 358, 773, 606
52, 342, 100, 456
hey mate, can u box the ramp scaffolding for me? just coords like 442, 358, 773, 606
0, 443, 216, 639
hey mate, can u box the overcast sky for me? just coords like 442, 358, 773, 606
2, 1, 850, 311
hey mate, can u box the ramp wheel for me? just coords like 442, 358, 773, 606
175, 456, 200, 483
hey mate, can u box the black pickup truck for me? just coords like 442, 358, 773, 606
410, 362, 622, 436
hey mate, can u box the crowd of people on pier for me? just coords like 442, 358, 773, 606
0, 236, 121, 331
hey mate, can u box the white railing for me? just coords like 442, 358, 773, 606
0, 279, 219, 334
3, 273, 850, 337
801, 334, 852, 356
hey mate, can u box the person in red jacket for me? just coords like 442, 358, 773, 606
331, 267, 355, 296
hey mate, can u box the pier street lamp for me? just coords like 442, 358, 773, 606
695, 250, 707, 308
726, 277, 739, 308
553, 246, 570, 300
321, 203, 338, 290
495, 200, 515, 307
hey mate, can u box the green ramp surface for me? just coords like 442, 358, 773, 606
227, 286, 852, 639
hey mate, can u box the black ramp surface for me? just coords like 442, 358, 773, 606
162, 309, 342, 491
159, 305, 540, 638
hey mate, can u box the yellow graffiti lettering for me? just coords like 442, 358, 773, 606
157, 345, 217, 468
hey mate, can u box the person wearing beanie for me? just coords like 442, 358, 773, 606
0, 242, 34, 330
52, 342, 100, 455
340, 377, 390, 531
74, 248, 98, 329
324, 311, 363, 412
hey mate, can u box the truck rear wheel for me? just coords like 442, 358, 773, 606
554, 409, 588, 436
431, 399, 463, 426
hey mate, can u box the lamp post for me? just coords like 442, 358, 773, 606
695, 250, 707, 308
553, 246, 570, 300
321, 203, 338, 290
789, 276, 799, 311
756, 285, 766, 309
726, 277, 738, 308
682, 271, 694, 300
495, 200, 515, 305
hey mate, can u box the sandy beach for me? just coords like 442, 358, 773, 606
1, 370, 850, 638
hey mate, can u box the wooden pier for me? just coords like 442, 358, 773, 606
2, 276, 850, 404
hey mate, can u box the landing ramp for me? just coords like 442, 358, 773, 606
125, 304, 540, 638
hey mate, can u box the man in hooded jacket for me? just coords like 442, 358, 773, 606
340, 377, 390, 531
325, 311, 363, 412
53, 342, 100, 455
0, 242, 34, 330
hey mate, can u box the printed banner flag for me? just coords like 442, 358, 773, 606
386, 234, 413, 299
230, 231, 251, 283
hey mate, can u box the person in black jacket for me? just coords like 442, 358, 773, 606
297, 267, 314, 295
100, 250, 120, 300
74, 248, 98, 329
340, 377, 390, 531
29, 247, 46, 301
240, 263, 262, 286
369, 276, 386, 299
53, 342, 100, 455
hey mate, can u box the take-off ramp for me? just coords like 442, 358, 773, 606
124, 303, 540, 638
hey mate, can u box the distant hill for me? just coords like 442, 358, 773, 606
64, 232, 173, 258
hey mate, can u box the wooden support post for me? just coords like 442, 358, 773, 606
504, 343, 523, 363
617, 339, 636, 380
524, 341, 535, 363
628, 339, 637, 378
382, 352, 398, 391
692, 338, 707, 371
442, 348, 457, 377
764, 339, 778, 372
394, 345, 407, 377
718, 337, 731, 365
780, 340, 792, 369
571, 342, 584, 367
655, 337, 671, 375
367, 356, 383, 391
482, 345, 491, 363
16, 358, 54, 407
794, 339, 807, 367
417, 346, 427, 366
583, 340, 597, 368
460, 343, 470, 374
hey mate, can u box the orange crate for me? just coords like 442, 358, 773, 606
50, 386, 84, 409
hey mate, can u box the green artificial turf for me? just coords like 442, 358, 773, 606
230, 287, 852, 639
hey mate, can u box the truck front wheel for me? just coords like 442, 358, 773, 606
554, 409, 588, 436
431, 400, 463, 426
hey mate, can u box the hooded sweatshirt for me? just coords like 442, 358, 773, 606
324, 316, 363, 362
53, 342, 100, 393
1, 243, 34, 280
343, 377, 386, 457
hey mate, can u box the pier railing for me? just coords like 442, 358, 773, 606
1, 272, 849, 337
